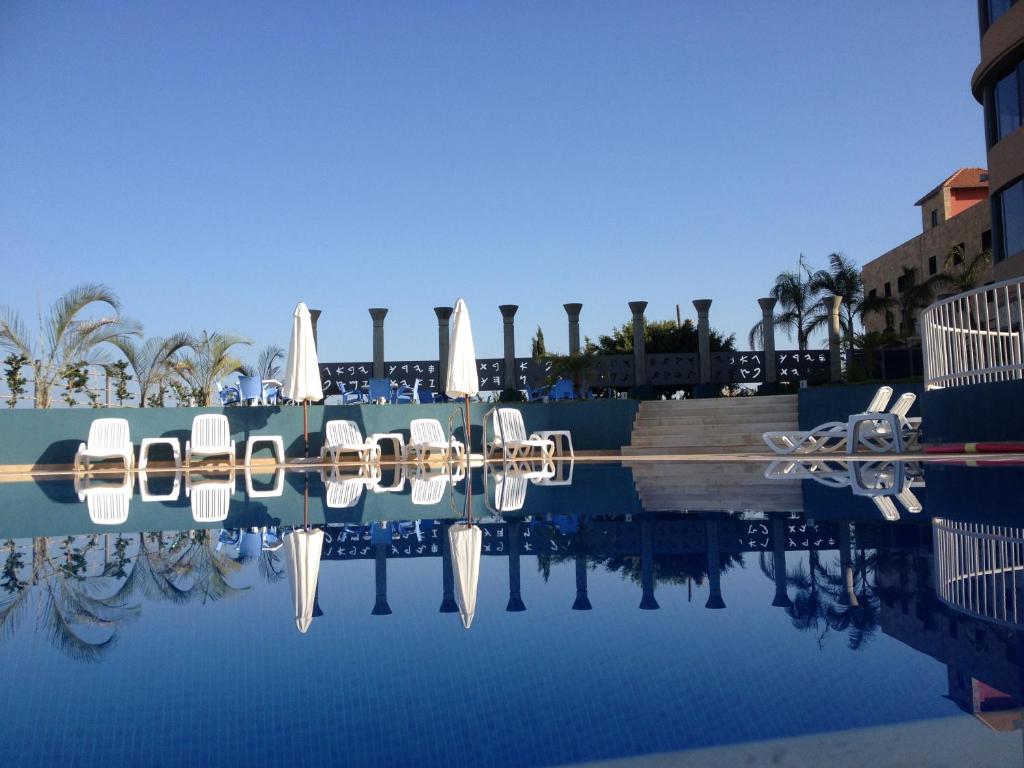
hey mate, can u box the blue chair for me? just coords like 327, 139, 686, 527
337, 382, 362, 405
238, 375, 264, 405
217, 382, 240, 406
367, 378, 391, 403
525, 384, 548, 402
394, 379, 420, 404
263, 385, 280, 405
418, 389, 435, 404
549, 379, 576, 400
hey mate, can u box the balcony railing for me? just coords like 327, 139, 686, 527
933, 518, 1024, 629
921, 277, 1024, 390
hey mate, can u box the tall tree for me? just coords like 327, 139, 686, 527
587, 318, 734, 355
174, 331, 251, 406
0, 284, 140, 408
749, 255, 821, 351
115, 333, 194, 407
531, 326, 547, 358
808, 253, 864, 350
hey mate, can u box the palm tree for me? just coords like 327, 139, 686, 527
114, 334, 193, 407
241, 344, 285, 382
0, 284, 141, 407
808, 253, 864, 350
175, 331, 251, 406
930, 245, 992, 296
749, 256, 821, 350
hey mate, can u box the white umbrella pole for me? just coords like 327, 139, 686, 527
303, 400, 309, 458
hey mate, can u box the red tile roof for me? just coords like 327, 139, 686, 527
915, 167, 989, 206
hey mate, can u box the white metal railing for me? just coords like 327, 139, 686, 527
921, 277, 1024, 389
933, 518, 1024, 629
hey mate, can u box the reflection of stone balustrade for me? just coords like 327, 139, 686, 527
933, 518, 1024, 628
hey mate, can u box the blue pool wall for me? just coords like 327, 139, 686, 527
916, 379, 1024, 445
0, 400, 639, 467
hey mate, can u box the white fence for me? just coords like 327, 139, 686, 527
921, 277, 1024, 389
933, 518, 1024, 629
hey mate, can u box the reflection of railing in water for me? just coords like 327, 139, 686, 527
933, 518, 1024, 629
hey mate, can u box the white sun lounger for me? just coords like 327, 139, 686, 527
408, 418, 465, 462
74, 417, 135, 472
321, 466, 382, 509
320, 420, 382, 464
75, 472, 134, 525
185, 414, 236, 468
484, 408, 556, 461
186, 470, 235, 523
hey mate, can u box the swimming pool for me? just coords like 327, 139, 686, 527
1, 460, 1021, 767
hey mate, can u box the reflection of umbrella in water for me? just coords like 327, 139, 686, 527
448, 522, 481, 629
285, 529, 324, 633
283, 302, 323, 457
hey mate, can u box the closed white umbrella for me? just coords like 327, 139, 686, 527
448, 522, 482, 629
445, 299, 478, 521
284, 528, 324, 634
283, 302, 323, 457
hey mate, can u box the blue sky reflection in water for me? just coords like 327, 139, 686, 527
0, 462, 1022, 766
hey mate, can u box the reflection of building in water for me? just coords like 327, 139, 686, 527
876, 521, 1024, 731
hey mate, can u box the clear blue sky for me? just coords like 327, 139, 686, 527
0, 1, 986, 366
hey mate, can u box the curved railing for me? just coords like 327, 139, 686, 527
933, 518, 1024, 629
920, 276, 1024, 389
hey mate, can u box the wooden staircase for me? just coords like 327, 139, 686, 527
622, 395, 799, 456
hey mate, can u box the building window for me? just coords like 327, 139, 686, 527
996, 177, 1024, 262
994, 64, 1023, 142
884, 282, 892, 297
897, 272, 914, 293
928, 255, 937, 275
953, 243, 964, 265
989, 0, 1020, 28
931, 209, 939, 228
982, 229, 992, 253
868, 288, 877, 300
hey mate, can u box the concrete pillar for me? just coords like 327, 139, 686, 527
369, 308, 388, 378
693, 299, 713, 386
628, 301, 648, 389
439, 521, 458, 613
825, 295, 843, 382
770, 516, 792, 608
372, 543, 392, 616
506, 520, 526, 612
499, 305, 518, 390
705, 518, 725, 609
309, 309, 322, 353
758, 298, 778, 385
564, 303, 583, 356
639, 519, 659, 610
434, 306, 453, 393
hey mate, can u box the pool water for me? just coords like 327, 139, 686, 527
1, 461, 1022, 766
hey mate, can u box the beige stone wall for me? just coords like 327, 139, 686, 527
861, 201, 993, 334
917, 190, 947, 231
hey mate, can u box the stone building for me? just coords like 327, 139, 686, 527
860, 169, 992, 335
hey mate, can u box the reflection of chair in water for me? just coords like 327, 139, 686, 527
139, 470, 182, 502
410, 464, 465, 506
244, 467, 285, 498
533, 458, 574, 486
186, 470, 236, 523
370, 464, 406, 494
321, 465, 381, 509
75, 472, 134, 525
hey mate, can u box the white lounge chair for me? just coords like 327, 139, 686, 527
762, 387, 905, 455
74, 417, 134, 472
408, 418, 465, 463
186, 470, 235, 523
320, 420, 382, 464
75, 472, 134, 525
185, 414, 236, 468
484, 408, 555, 461
847, 392, 921, 454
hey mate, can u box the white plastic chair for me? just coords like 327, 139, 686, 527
408, 418, 465, 462
185, 414, 236, 468
75, 472, 134, 525
321, 420, 382, 464
484, 408, 555, 461
762, 387, 904, 455
847, 393, 920, 454
74, 418, 134, 472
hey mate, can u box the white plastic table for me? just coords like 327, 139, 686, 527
245, 435, 285, 465
138, 437, 182, 470
534, 430, 575, 459
371, 432, 406, 460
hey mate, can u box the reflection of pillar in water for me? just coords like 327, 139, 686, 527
372, 543, 392, 615
439, 521, 458, 613
640, 519, 659, 610
705, 518, 725, 609
771, 516, 792, 608
838, 521, 858, 607
313, 582, 324, 618
573, 525, 592, 610
506, 519, 526, 612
